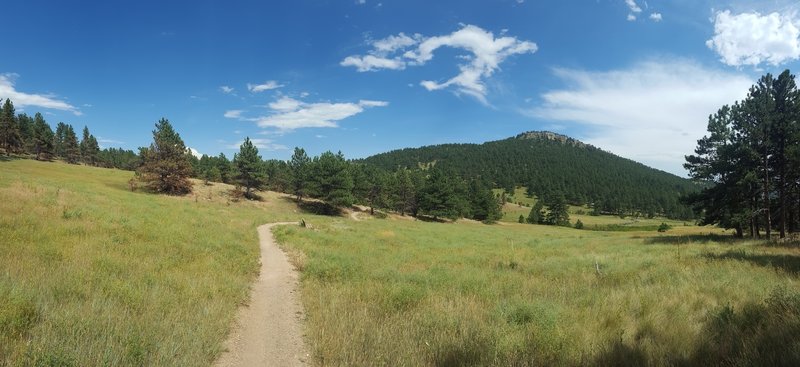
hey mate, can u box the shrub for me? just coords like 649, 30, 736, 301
657, 222, 671, 232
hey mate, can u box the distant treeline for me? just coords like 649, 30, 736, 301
360, 132, 698, 220
686, 69, 800, 238
0, 99, 139, 170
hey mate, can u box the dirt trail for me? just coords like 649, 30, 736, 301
214, 222, 307, 367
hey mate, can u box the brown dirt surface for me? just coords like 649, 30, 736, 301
214, 222, 308, 367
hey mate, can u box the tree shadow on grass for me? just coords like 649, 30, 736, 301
643, 234, 745, 245
702, 250, 800, 275
592, 289, 800, 366
280, 196, 342, 216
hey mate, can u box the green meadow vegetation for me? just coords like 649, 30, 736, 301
276, 216, 800, 366
0, 159, 315, 366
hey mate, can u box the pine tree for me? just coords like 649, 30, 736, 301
309, 151, 354, 208
419, 168, 462, 220
53, 122, 68, 158
527, 201, 544, 224
0, 99, 22, 155
17, 113, 34, 154
62, 124, 80, 164
31, 113, 54, 160
388, 168, 416, 216
289, 147, 310, 201
79, 126, 100, 165
545, 192, 570, 226
233, 137, 267, 199
136, 118, 193, 195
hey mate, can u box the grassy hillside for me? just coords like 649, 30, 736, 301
0, 159, 313, 366
276, 215, 800, 366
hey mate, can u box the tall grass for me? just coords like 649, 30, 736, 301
275, 217, 800, 366
0, 159, 310, 366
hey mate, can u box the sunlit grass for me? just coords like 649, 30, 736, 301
0, 159, 313, 366
276, 215, 800, 366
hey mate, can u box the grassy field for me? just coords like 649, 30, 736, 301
276, 216, 800, 366
4, 159, 800, 366
0, 159, 318, 366
495, 187, 691, 230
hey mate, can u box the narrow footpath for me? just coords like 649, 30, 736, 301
214, 222, 307, 367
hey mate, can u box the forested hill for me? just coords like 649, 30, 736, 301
361, 131, 698, 219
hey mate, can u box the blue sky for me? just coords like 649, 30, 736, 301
3, 0, 800, 176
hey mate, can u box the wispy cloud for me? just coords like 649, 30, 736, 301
227, 138, 288, 151
706, 10, 800, 67
527, 59, 753, 175
220, 86, 234, 94
649, 13, 662, 22
226, 95, 388, 131
247, 81, 283, 93
0, 74, 82, 116
224, 110, 244, 119
341, 25, 536, 104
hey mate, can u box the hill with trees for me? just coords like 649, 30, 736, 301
360, 131, 698, 219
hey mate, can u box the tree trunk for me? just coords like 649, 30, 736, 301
764, 147, 772, 239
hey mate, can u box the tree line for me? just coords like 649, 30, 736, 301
0, 98, 139, 169
685, 69, 800, 238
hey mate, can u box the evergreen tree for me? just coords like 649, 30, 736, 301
53, 122, 68, 158
467, 178, 502, 222
309, 151, 354, 208
30, 113, 54, 160
388, 168, 417, 216
0, 99, 22, 155
418, 168, 462, 220
136, 118, 193, 195
527, 201, 544, 224
545, 192, 570, 226
233, 137, 267, 199
289, 147, 310, 201
518, 214, 525, 223
17, 113, 34, 154
79, 126, 100, 165
62, 124, 80, 164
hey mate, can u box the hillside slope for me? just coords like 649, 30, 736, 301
361, 131, 697, 219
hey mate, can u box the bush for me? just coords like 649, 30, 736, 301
574, 219, 584, 229
657, 222, 671, 232
518, 215, 525, 223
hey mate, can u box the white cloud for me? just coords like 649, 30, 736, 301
226, 96, 388, 131
341, 25, 536, 103
247, 80, 283, 93
706, 10, 800, 67
188, 147, 203, 158
528, 59, 753, 176
227, 138, 288, 151
220, 86, 234, 94
224, 109, 244, 119
340, 55, 406, 71
650, 13, 662, 22
625, 0, 642, 13
0, 74, 81, 116
627, 14, 637, 21
254, 99, 388, 130
269, 96, 303, 112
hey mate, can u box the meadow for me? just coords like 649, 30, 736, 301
3, 159, 800, 366
0, 159, 317, 366
275, 215, 800, 366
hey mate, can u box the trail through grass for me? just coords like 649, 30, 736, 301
0, 159, 319, 366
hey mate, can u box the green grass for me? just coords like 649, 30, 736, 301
276, 216, 800, 366
0, 159, 316, 366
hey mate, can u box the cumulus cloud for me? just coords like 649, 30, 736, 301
650, 13, 662, 22
627, 14, 637, 21
247, 80, 283, 93
188, 147, 203, 158
227, 138, 288, 151
0, 74, 81, 116
341, 25, 536, 103
220, 86, 234, 94
224, 110, 244, 119
625, 0, 642, 13
225, 96, 388, 131
706, 10, 800, 67
527, 60, 753, 176
340, 55, 406, 71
